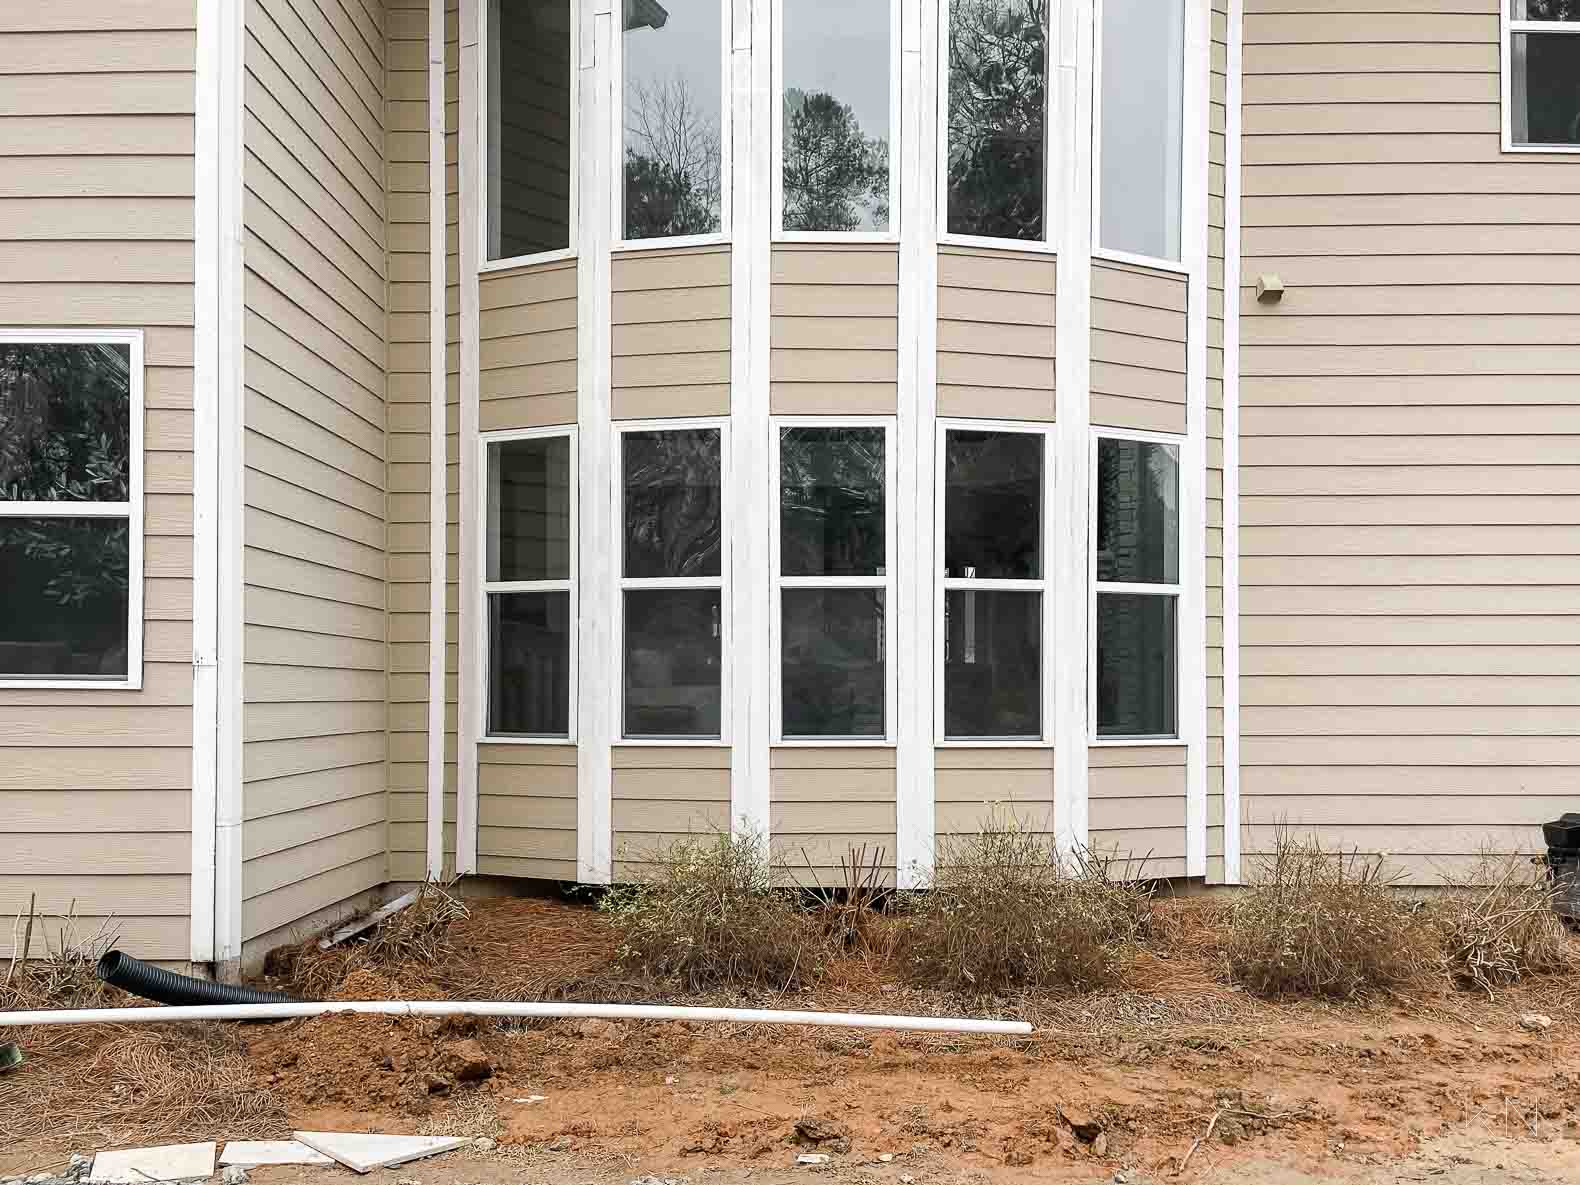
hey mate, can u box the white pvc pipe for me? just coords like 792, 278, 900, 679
0, 1000, 1033, 1035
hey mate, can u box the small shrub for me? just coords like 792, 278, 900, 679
363, 880, 469, 966
901, 820, 1153, 994
1226, 829, 1426, 1000
803, 843, 894, 954
1431, 854, 1574, 997
3, 906, 118, 1008
600, 832, 819, 991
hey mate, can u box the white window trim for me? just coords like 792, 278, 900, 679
0, 328, 144, 692
1088, 427, 1184, 747
935, 0, 1061, 253
610, 0, 736, 253
476, 424, 579, 744
614, 416, 732, 747
770, 0, 903, 243
478, 0, 582, 273
770, 415, 899, 747
933, 419, 1055, 748
1090, 0, 1188, 269
1501, 6, 1580, 154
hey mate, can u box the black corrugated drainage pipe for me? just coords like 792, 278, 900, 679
96, 950, 299, 1006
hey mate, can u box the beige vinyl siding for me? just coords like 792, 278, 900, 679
1206, 0, 1228, 881
771, 748, 897, 884
480, 257, 577, 431
1089, 746, 1187, 877
474, 744, 577, 879
612, 246, 731, 420
386, 0, 434, 882
241, 0, 388, 943
1090, 261, 1189, 433
1239, 0, 1575, 881
935, 748, 1055, 852
771, 245, 898, 415
612, 747, 731, 876
936, 246, 1056, 421
0, 6, 195, 961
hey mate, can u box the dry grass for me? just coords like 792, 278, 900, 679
1430, 855, 1576, 998
801, 843, 894, 956
900, 821, 1154, 994
1, 908, 120, 1010
1226, 829, 1430, 1000
600, 832, 822, 991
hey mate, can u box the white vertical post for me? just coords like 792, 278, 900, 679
457, 0, 482, 876
1222, 0, 1244, 884
895, 0, 936, 888
426, 0, 450, 882
1053, 0, 1094, 857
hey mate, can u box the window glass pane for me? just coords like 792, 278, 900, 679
489, 591, 571, 735
0, 518, 130, 679
1512, 33, 1580, 146
782, 587, 885, 738
780, 426, 885, 577
946, 0, 1047, 241
488, 0, 573, 260
781, 0, 891, 232
623, 0, 723, 240
943, 430, 1041, 579
623, 428, 722, 578
943, 589, 1040, 738
487, 436, 571, 582
1099, 0, 1184, 260
1096, 437, 1178, 584
624, 588, 722, 737
1513, 0, 1580, 18
1096, 593, 1175, 737
0, 342, 131, 503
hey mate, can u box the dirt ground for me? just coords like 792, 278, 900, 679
4, 896, 1580, 1184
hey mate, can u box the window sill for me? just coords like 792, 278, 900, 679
938, 232, 1056, 256
479, 247, 576, 275
1092, 247, 1190, 277
614, 737, 730, 748
774, 231, 900, 247
480, 734, 576, 746
935, 738, 1052, 749
773, 737, 896, 748
1502, 141, 1580, 155
612, 232, 731, 254
0, 677, 142, 692
1089, 737, 1186, 748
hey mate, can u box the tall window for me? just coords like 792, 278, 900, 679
483, 430, 574, 738
1508, 0, 1580, 148
1093, 435, 1179, 738
0, 335, 141, 687
777, 0, 895, 234
620, 425, 726, 739
939, 427, 1047, 740
621, 0, 727, 242
944, 0, 1049, 242
775, 422, 893, 740
1097, 0, 1184, 261
486, 0, 574, 262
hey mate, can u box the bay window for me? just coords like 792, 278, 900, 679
938, 425, 1050, 741
482, 429, 575, 739
1507, 0, 1580, 149
620, 424, 727, 739
774, 421, 895, 741
0, 334, 141, 688
1093, 434, 1179, 739
1096, 0, 1185, 262
620, 0, 729, 243
776, 0, 897, 235
943, 0, 1051, 243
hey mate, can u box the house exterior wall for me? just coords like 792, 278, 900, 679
936, 247, 1056, 423
1090, 262, 1189, 434
771, 245, 899, 416
0, 2, 196, 962
239, 0, 389, 945
1239, 0, 1580, 881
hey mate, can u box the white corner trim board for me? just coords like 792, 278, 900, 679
1222, 0, 1245, 885
426, 0, 450, 881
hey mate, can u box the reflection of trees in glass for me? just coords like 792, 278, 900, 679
0, 344, 132, 615
947, 0, 1047, 240
782, 89, 889, 232
624, 77, 722, 239
623, 429, 722, 578
1525, 0, 1578, 17
779, 427, 885, 576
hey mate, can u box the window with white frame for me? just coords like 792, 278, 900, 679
943, 0, 1051, 243
0, 334, 142, 687
1093, 434, 1179, 739
1096, 0, 1185, 262
483, 430, 575, 738
1507, 0, 1580, 149
939, 426, 1048, 740
486, 0, 575, 262
620, 424, 726, 739
620, 0, 728, 242
776, 0, 897, 235
775, 422, 893, 740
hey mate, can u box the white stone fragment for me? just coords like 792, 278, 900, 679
218, 1142, 333, 1168
88, 1142, 217, 1185
292, 1133, 469, 1175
